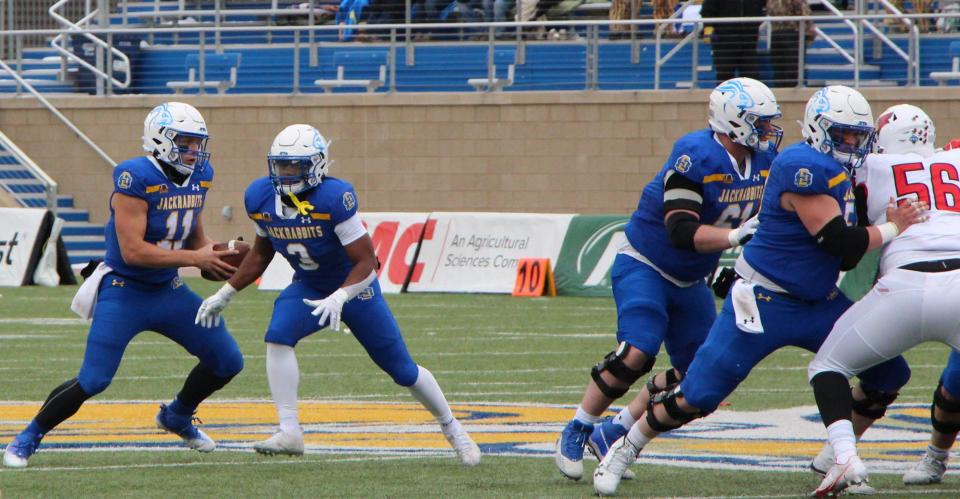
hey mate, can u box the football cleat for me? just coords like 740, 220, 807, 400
593, 436, 641, 496
155, 403, 216, 452
813, 456, 875, 497
810, 443, 834, 476
441, 418, 481, 466
254, 429, 305, 456
555, 419, 593, 480
903, 453, 947, 485
3, 430, 43, 469
586, 418, 635, 480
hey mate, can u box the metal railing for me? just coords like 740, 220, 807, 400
49, 0, 132, 91
0, 12, 954, 95
0, 123, 59, 214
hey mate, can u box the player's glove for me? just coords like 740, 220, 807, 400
195, 283, 237, 329
303, 288, 350, 332
727, 214, 760, 247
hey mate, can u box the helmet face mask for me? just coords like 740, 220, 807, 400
267, 124, 329, 196
802, 86, 875, 170
708, 77, 783, 152
142, 102, 210, 176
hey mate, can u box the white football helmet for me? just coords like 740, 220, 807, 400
708, 77, 783, 152
142, 102, 210, 175
802, 86, 875, 169
874, 104, 935, 157
268, 124, 329, 195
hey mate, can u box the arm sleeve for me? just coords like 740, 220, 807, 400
331, 185, 360, 225
112, 165, 148, 199
334, 212, 367, 246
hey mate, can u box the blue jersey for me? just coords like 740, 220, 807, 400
625, 128, 775, 282
743, 142, 856, 300
246, 176, 359, 290
104, 156, 213, 284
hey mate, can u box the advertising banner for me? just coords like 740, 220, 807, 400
553, 215, 629, 297
406, 213, 573, 293
0, 208, 50, 287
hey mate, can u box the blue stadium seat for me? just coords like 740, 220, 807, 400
167, 52, 242, 94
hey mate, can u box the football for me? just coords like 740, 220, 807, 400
201, 239, 251, 281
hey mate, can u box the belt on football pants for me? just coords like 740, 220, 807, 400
899, 258, 960, 273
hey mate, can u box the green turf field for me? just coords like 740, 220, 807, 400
0, 280, 957, 498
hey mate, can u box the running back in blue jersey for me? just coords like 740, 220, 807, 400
625, 128, 775, 282
245, 176, 358, 291
104, 156, 213, 284
743, 141, 856, 300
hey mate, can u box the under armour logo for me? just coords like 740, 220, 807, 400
756, 292, 772, 302
112, 279, 125, 287
191, 184, 201, 191
753, 174, 761, 182
742, 317, 755, 324
300, 216, 311, 224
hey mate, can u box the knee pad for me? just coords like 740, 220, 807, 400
389, 361, 420, 387
645, 369, 683, 396
851, 384, 899, 420
590, 342, 655, 399
218, 349, 245, 378
932, 382, 960, 434
78, 373, 112, 396
644, 386, 704, 433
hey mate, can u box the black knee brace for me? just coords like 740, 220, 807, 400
932, 382, 960, 434
851, 384, 899, 420
644, 387, 704, 433
645, 369, 683, 396
590, 342, 655, 399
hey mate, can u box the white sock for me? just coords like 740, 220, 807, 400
625, 423, 650, 450
408, 365, 454, 426
928, 444, 950, 461
266, 343, 301, 435
574, 406, 602, 426
826, 419, 857, 465
614, 407, 637, 431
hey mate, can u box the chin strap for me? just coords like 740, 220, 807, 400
287, 191, 315, 215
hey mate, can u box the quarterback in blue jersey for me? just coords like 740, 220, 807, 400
555, 77, 782, 481
194, 124, 481, 465
3, 102, 244, 469
591, 86, 928, 496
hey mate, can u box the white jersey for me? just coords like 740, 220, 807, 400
859, 149, 960, 276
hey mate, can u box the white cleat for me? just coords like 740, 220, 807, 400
593, 436, 641, 497
813, 456, 875, 497
442, 419, 481, 466
903, 453, 947, 485
810, 443, 834, 476
3, 449, 28, 469
253, 429, 305, 456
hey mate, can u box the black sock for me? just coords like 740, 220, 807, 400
810, 371, 854, 427
34, 378, 92, 432
176, 364, 235, 409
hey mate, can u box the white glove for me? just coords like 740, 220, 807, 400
727, 215, 760, 248
303, 288, 350, 332
195, 283, 237, 329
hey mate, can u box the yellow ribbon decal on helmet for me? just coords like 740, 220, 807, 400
288, 192, 315, 215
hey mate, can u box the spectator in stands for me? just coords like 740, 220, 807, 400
673, 0, 702, 37
766, 0, 816, 87
701, 0, 764, 82
485, 0, 515, 37
890, 0, 932, 32
610, 0, 648, 39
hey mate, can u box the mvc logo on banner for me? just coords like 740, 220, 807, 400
258, 213, 432, 293
553, 215, 628, 297
0, 208, 52, 287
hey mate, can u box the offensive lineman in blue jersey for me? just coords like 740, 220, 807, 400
3, 102, 244, 469
194, 124, 481, 464
555, 77, 782, 481
591, 86, 928, 496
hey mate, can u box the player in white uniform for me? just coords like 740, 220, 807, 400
806, 104, 953, 495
